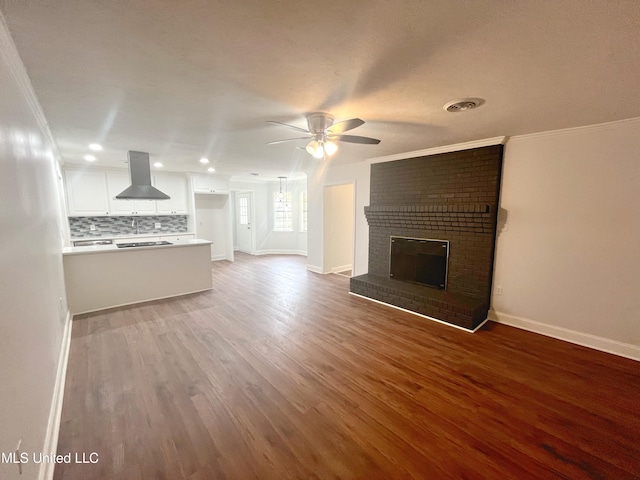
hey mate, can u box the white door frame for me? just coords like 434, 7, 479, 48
322, 182, 356, 274
233, 189, 256, 254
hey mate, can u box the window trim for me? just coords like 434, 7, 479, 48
273, 191, 293, 232
300, 190, 308, 232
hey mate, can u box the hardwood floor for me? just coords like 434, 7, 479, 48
55, 253, 640, 479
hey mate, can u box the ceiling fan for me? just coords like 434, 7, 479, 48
267, 112, 381, 158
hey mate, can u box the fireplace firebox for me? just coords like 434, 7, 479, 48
390, 236, 449, 290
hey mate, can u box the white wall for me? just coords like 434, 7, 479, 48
0, 14, 70, 480
230, 178, 307, 255
491, 118, 640, 357
309, 119, 640, 358
323, 183, 355, 273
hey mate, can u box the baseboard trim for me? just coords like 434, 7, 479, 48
306, 264, 324, 274
349, 292, 487, 333
331, 264, 352, 274
39, 311, 72, 480
211, 254, 227, 261
255, 249, 307, 256
488, 310, 640, 362
72, 287, 213, 316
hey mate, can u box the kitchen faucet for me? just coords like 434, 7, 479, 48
132, 218, 139, 235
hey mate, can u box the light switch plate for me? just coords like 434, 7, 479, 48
90, 224, 96, 231
155, 222, 161, 228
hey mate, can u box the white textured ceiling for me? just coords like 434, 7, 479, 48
1, 0, 639, 180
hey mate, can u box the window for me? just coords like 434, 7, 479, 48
274, 191, 293, 231
301, 191, 307, 232
238, 196, 248, 225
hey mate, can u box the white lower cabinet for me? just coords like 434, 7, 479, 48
160, 234, 195, 242
114, 236, 161, 244
113, 234, 194, 244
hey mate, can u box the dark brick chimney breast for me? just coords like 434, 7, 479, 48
350, 145, 504, 330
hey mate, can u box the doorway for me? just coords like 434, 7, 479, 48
235, 191, 255, 254
195, 193, 234, 261
323, 183, 355, 275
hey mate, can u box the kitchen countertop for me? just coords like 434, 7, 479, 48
63, 238, 212, 256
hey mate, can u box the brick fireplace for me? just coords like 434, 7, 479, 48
350, 144, 504, 330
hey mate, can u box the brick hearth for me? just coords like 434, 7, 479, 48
350, 144, 504, 330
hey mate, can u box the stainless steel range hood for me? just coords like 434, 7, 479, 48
116, 151, 170, 200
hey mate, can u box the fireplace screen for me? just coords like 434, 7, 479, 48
390, 236, 449, 289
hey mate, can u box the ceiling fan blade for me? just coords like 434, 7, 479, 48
266, 136, 312, 145
266, 120, 310, 134
331, 134, 381, 145
326, 118, 365, 134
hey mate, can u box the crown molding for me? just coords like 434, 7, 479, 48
230, 174, 308, 185
367, 136, 506, 164
0, 13, 63, 166
508, 116, 640, 142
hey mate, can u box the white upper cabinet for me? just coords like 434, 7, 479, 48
65, 170, 110, 216
106, 172, 157, 215
64, 168, 191, 217
192, 175, 229, 194
154, 174, 188, 214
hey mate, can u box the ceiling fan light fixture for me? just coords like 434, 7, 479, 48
324, 140, 338, 155
268, 112, 380, 156
306, 140, 319, 155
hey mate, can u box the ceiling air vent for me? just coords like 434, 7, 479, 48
444, 98, 485, 113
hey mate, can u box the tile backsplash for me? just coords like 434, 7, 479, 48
69, 215, 188, 238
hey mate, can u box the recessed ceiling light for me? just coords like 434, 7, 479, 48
84, 154, 96, 162
443, 98, 485, 113
153, 162, 163, 168
200, 158, 209, 164
88, 143, 103, 151
207, 167, 215, 173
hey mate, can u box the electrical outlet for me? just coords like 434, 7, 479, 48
495, 286, 503, 296
155, 222, 161, 229
90, 224, 96, 231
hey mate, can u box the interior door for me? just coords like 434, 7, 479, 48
236, 192, 253, 253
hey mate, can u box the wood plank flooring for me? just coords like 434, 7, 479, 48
54, 253, 640, 479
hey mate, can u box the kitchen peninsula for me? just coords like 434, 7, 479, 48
63, 239, 213, 314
